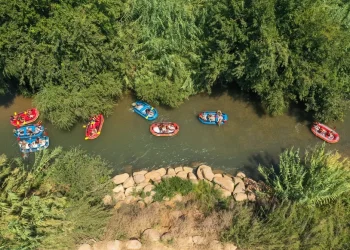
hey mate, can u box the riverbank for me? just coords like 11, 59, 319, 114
77, 164, 263, 250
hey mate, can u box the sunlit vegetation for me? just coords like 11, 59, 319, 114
0, 0, 349, 129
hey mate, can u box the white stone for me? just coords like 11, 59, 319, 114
219, 188, 232, 198
235, 192, 248, 201
125, 240, 142, 249
188, 172, 197, 180
213, 177, 234, 192
142, 228, 161, 242
174, 166, 183, 173
202, 167, 215, 181
112, 173, 129, 185
125, 187, 135, 196
233, 177, 245, 194
78, 244, 92, 250
236, 172, 246, 179
123, 177, 135, 188
135, 182, 149, 192
133, 170, 148, 176
167, 168, 176, 176
113, 185, 124, 193
176, 171, 188, 179
248, 192, 256, 201
183, 167, 193, 173
144, 196, 153, 204
145, 171, 162, 182
214, 173, 223, 178
124, 196, 137, 204
143, 184, 155, 193
113, 191, 125, 202
102, 195, 113, 206
155, 168, 166, 176
107, 240, 122, 250
133, 174, 145, 184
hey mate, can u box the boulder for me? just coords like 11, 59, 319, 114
218, 188, 232, 198
213, 177, 234, 192
188, 172, 197, 181
124, 196, 137, 204
145, 171, 162, 182
124, 187, 135, 196
214, 173, 223, 178
133, 174, 145, 184
137, 200, 145, 209
142, 228, 161, 242
196, 164, 211, 179
123, 177, 135, 188
223, 243, 237, 250
143, 184, 155, 193
161, 175, 172, 180
171, 194, 183, 203
235, 192, 247, 201
155, 168, 167, 177
113, 192, 125, 202
107, 240, 122, 250
247, 192, 256, 202
183, 167, 193, 173
125, 240, 142, 250
144, 196, 153, 204
133, 170, 148, 176
233, 177, 245, 194
112, 173, 129, 185
202, 168, 215, 181
113, 185, 124, 193
174, 166, 184, 173
236, 172, 246, 179
102, 195, 113, 206
135, 182, 149, 192
78, 244, 92, 250
176, 171, 188, 179
192, 236, 206, 245
167, 168, 176, 176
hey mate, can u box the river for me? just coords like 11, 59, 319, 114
0, 91, 349, 178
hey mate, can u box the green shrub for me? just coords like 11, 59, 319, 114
153, 177, 194, 201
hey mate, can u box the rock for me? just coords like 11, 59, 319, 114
145, 171, 162, 182
102, 195, 113, 206
124, 187, 134, 196
123, 177, 135, 188
138, 200, 145, 209
78, 244, 92, 250
171, 194, 183, 203
176, 171, 188, 179
107, 240, 122, 250
167, 168, 176, 176
160, 232, 173, 242
174, 166, 183, 173
223, 243, 237, 250
161, 175, 172, 180
219, 188, 232, 198
209, 240, 223, 250
236, 172, 246, 179
223, 174, 234, 179
150, 191, 156, 197
113, 192, 126, 202
155, 168, 167, 177
124, 195, 137, 204
125, 240, 142, 249
235, 192, 248, 201
192, 236, 206, 245
188, 172, 197, 181
142, 228, 161, 242
113, 185, 124, 193
143, 184, 155, 193
183, 167, 193, 173
92, 241, 105, 250
133, 170, 148, 176
196, 167, 204, 180
247, 192, 256, 201
112, 173, 129, 185
214, 173, 223, 178
202, 168, 215, 181
233, 177, 245, 194
133, 174, 145, 184
135, 182, 149, 192
213, 177, 234, 192
144, 196, 153, 204
169, 210, 183, 220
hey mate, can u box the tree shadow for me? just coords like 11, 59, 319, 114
0, 83, 17, 108
287, 102, 314, 124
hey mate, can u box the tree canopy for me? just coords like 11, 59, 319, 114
0, 0, 349, 128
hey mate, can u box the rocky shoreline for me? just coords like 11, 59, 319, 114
78, 164, 263, 250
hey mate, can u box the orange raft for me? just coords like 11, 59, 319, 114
311, 122, 339, 144
85, 114, 104, 140
10, 108, 39, 127
150, 122, 180, 137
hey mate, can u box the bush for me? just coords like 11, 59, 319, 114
153, 177, 194, 201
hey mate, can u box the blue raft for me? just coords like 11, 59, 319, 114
198, 111, 228, 125
13, 124, 44, 139
132, 101, 158, 121
18, 136, 50, 153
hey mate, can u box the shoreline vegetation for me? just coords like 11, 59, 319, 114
0, 143, 349, 250
1, 0, 349, 130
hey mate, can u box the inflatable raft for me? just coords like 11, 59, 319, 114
85, 114, 104, 140
311, 122, 339, 144
14, 123, 44, 140
150, 122, 180, 137
132, 101, 158, 121
18, 136, 50, 153
198, 111, 228, 125
10, 108, 39, 127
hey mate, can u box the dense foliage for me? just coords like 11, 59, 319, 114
0, 148, 112, 250
0, 0, 349, 128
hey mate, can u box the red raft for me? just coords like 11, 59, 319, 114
10, 108, 40, 127
311, 122, 340, 144
150, 122, 180, 137
85, 114, 104, 140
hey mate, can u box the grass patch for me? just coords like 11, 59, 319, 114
153, 177, 194, 201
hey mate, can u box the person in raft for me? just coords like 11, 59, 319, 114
27, 109, 35, 119
145, 108, 154, 117
313, 122, 320, 132
132, 103, 144, 110
217, 110, 223, 125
